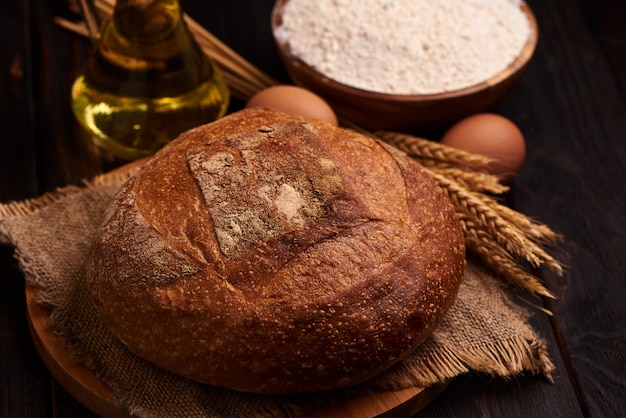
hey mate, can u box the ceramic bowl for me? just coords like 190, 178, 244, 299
271, 0, 538, 132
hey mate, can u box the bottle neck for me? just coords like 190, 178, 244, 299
86, 0, 213, 96
110, 0, 182, 47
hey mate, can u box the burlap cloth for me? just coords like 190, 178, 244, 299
0, 166, 554, 417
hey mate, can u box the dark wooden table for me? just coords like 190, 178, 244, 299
2, 0, 625, 416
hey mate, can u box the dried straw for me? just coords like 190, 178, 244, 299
56, 1, 564, 298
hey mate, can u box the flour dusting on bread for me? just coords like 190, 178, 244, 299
186, 122, 345, 259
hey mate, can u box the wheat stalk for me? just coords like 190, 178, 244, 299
465, 233, 555, 299
376, 130, 493, 168
426, 166, 509, 195
485, 199, 562, 245
433, 171, 561, 270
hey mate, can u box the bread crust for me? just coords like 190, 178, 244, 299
86, 107, 465, 394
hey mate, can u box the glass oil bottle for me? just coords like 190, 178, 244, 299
71, 0, 229, 160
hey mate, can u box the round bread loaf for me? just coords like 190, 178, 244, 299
86, 107, 466, 394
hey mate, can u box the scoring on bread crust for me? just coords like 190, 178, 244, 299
187, 122, 347, 260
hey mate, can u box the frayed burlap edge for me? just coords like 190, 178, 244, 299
373, 333, 554, 391
0, 168, 134, 224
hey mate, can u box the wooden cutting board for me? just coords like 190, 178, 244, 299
26, 283, 446, 417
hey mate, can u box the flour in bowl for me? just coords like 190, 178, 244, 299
275, 0, 532, 94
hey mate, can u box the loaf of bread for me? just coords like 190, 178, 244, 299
86, 107, 466, 394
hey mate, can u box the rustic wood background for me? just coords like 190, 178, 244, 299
1, 0, 625, 416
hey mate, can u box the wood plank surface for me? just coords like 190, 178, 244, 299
1, 0, 625, 417
511, 1, 626, 417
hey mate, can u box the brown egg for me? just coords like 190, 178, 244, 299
246, 85, 338, 126
440, 113, 526, 182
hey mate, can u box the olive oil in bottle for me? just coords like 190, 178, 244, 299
71, 0, 229, 160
